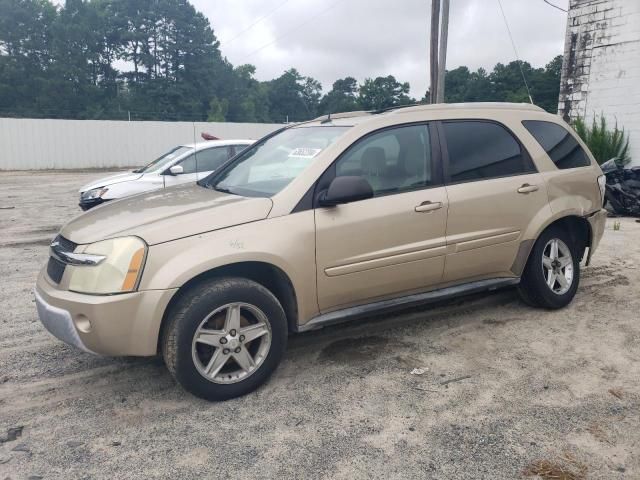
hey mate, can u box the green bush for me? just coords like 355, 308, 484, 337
572, 114, 631, 165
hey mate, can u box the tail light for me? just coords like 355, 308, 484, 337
597, 174, 606, 206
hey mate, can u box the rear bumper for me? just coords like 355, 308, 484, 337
35, 270, 177, 356
586, 208, 607, 264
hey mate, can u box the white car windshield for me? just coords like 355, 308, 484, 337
204, 126, 350, 197
134, 146, 193, 173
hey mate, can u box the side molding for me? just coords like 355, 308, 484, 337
296, 277, 520, 332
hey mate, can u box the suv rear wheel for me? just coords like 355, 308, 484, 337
162, 277, 287, 401
518, 226, 580, 309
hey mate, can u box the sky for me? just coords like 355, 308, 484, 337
49, 0, 571, 97
195, 0, 570, 97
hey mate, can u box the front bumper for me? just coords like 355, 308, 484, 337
35, 270, 177, 356
79, 197, 106, 211
586, 208, 607, 264
35, 289, 95, 353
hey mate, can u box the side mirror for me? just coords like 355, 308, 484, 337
319, 176, 374, 207
168, 164, 184, 175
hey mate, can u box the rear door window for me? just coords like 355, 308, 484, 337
522, 120, 590, 169
442, 120, 533, 183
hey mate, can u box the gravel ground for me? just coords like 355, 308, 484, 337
0, 170, 639, 480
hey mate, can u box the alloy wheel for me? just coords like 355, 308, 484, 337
541, 238, 574, 295
191, 302, 272, 384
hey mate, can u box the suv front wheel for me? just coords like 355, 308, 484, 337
518, 226, 581, 309
162, 277, 288, 401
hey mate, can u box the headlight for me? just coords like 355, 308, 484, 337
81, 187, 108, 200
67, 237, 147, 295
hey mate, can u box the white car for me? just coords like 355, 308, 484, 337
79, 139, 253, 210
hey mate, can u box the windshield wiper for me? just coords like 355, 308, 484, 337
213, 185, 235, 195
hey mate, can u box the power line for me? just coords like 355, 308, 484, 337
496, 0, 534, 104
221, 0, 291, 46
542, 0, 568, 13
240, 0, 343, 60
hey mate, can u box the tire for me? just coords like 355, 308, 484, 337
162, 277, 288, 401
517, 226, 581, 309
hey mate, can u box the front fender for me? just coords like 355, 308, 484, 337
138, 211, 319, 324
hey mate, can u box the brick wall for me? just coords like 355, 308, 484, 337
559, 0, 640, 165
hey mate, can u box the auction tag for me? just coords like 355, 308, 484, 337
288, 147, 322, 159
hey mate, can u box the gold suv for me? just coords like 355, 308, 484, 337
35, 103, 607, 400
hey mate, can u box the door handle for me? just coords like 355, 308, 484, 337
415, 201, 443, 212
517, 183, 539, 194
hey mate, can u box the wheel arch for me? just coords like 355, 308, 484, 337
157, 261, 299, 353
512, 214, 593, 276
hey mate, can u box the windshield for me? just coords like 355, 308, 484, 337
134, 146, 192, 173
203, 126, 349, 197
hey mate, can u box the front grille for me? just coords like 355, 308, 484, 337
55, 235, 77, 253
47, 256, 66, 283
47, 235, 77, 284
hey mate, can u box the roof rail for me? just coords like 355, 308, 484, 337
311, 110, 372, 122
371, 103, 427, 114
311, 102, 545, 124
387, 102, 545, 114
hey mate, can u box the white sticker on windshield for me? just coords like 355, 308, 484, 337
288, 147, 322, 159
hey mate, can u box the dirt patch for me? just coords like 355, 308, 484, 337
482, 317, 519, 325
587, 423, 612, 444
319, 335, 407, 364
1, 171, 640, 479
608, 388, 624, 399
26, 226, 61, 235
523, 453, 588, 480
0, 238, 52, 248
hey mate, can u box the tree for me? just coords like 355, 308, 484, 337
0, 0, 566, 121
530, 55, 562, 113
301, 76, 322, 117
425, 58, 562, 113
266, 68, 321, 122
120, 0, 230, 120
47, 0, 119, 117
0, 0, 56, 116
207, 96, 228, 121
223, 64, 270, 122
319, 76, 360, 114
358, 75, 413, 111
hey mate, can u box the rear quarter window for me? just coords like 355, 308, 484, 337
522, 120, 591, 169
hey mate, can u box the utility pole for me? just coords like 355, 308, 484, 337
429, 0, 440, 104
436, 0, 450, 103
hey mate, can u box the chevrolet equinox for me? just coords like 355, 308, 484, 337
36, 103, 607, 401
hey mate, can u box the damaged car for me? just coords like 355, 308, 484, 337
36, 103, 607, 401
601, 158, 640, 216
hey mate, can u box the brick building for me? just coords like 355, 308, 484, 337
558, 0, 640, 165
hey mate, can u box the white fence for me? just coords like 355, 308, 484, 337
0, 118, 282, 170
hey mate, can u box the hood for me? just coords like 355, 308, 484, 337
61, 184, 274, 245
79, 171, 144, 193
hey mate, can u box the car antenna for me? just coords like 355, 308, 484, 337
321, 112, 332, 124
